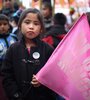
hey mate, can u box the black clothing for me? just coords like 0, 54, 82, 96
0, 8, 14, 18
46, 25, 66, 36
42, 25, 66, 48
1, 37, 56, 100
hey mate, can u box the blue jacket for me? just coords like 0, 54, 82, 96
0, 33, 17, 61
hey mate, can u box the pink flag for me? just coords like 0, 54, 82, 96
36, 14, 90, 100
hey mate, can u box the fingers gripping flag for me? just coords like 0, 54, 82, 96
36, 14, 90, 100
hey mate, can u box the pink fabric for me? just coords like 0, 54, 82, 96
36, 14, 90, 100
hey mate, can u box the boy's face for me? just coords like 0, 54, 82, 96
0, 20, 10, 34
41, 5, 51, 18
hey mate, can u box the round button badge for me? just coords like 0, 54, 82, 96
32, 52, 40, 59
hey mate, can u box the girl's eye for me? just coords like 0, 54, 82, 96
23, 20, 40, 25
34, 22, 40, 25
24, 21, 30, 24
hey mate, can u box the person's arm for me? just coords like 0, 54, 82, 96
1, 46, 22, 100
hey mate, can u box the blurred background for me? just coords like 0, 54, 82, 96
16, 0, 90, 14
0, 0, 90, 14
0, 0, 90, 30
14, 0, 90, 25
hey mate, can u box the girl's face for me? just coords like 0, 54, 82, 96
21, 13, 41, 40
0, 20, 9, 34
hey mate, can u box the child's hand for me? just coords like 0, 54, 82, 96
31, 75, 41, 87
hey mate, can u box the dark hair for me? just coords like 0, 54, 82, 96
18, 8, 45, 34
14, 2, 19, 12
53, 13, 67, 26
42, 2, 52, 16
0, 14, 9, 23
86, 12, 90, 26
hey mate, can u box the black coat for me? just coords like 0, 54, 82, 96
2, 37, 56, 100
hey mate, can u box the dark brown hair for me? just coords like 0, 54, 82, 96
53, 13, 67, 26
0, 14, 9, 23
42, 2, 52, 17
18, 8, 45, 34
86, 12, 90, 26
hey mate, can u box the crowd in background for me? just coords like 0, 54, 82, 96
0, 0, 90, 100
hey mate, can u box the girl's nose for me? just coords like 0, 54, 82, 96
29, 23, 34, 29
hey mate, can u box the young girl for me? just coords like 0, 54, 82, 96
2, 8, 56, 100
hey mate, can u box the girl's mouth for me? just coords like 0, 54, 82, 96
27, 31, 34, 34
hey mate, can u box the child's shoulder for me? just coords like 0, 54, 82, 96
9, 33, 18, 41
41, 39, 54, 51
41, 38, 54, 48
9, 40, 21, 49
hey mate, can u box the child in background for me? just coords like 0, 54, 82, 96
0, 14, 17, 70
2, 8, 56, 100
10, 10, 20, 35
0, 0, 15, 18
41, 2, 53, 33
0, 14, 17, 100
10, 9, 23, 40
42, 13, 67, 49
